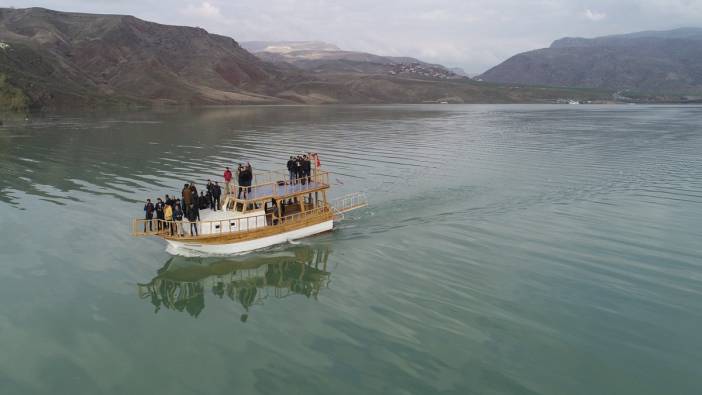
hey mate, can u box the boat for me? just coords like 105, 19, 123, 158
131, 164, 367, 256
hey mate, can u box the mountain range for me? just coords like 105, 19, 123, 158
2, 7, 672, 110
480, 28, 702, 95
241, 40, 462, 78
0, 7, 610, 110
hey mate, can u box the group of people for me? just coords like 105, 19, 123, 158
287, 153, 320, 184
182, 180, 223, 213
143, 180, 223, 236
223, 162, 254, 199
143, 195, 184, 235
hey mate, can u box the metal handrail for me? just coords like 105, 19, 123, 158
132, 204, 332, 239
231, 168, 322, 187
234, 167, 322, 187
224, 170, 330, 201
331, 192, 368, 214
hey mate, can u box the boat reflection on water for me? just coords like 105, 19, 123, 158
138, 245, 332, 321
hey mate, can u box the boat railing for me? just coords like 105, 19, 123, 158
245, 169, 291, 186
331, 192, 368, 219
131, 204, 332, 240
225, 170, 330, 201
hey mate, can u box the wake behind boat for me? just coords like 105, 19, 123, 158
131, 159, 367, 256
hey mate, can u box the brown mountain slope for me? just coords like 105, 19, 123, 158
480, 28, 702, 95
0, 7, 295, 107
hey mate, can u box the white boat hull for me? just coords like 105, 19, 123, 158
165, 220, 334, 256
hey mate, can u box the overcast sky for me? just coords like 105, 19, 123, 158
2, 0, 702, 73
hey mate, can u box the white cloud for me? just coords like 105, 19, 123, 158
583, 8, 607, 21
181, 1, 221, 19
5, 0, 702, 73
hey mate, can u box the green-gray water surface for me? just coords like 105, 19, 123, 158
0, 105, 701, 394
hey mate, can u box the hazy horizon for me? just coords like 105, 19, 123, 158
1, 1, 701, 74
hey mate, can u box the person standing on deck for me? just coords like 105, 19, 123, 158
173, 200, 184, 236
303, 155, 312, 184
287, 156, 295, 184
164, 202, 174, 235
223, 167, 233, 196
190, 184, 201, 221
271, 197, 279, 225
206, 180, 214, 207
143, 199, 155, 232
155, 198, 165, 230
189, 182, 198, 198
206, 189, 214, 210
237, 164, 244, 199
199, 191, 208, 210
238, 163, 252, 199
165, 194, 174, 209
187, 204, 198, 236
181, 184, 191, 216
295, 156, 303, 186
299, 155, 307, 185
310, 152, 320, 182
212, 182, 221, 211
245, 162, 253, 196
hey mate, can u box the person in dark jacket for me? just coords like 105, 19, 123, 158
143, 199, 155, 232
165, 194, 175, 209
212, 182, 221, 211
303, 155, 312, 184
206, 180, 214, 206
237, 164, 244, 199
187, 203, 198, 236
205, 189, 213, 210
189, 183, 200, 220
199, 191, 208, 210
245, 162, 253, 196
287, 156, 296, 184
295, 156, 303, 185
189, 182, 198, 200
155, 198, 165, 230
173, 200, 184, 236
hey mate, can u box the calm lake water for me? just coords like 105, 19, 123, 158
0, 104, 701, 394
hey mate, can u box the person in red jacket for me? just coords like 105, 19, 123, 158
223, 167, 233, 196
310, 152, 321, 168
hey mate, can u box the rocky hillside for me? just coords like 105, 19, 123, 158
242, 40, 464, 80
480, 28, 702, 94
0, 7, 299, 108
